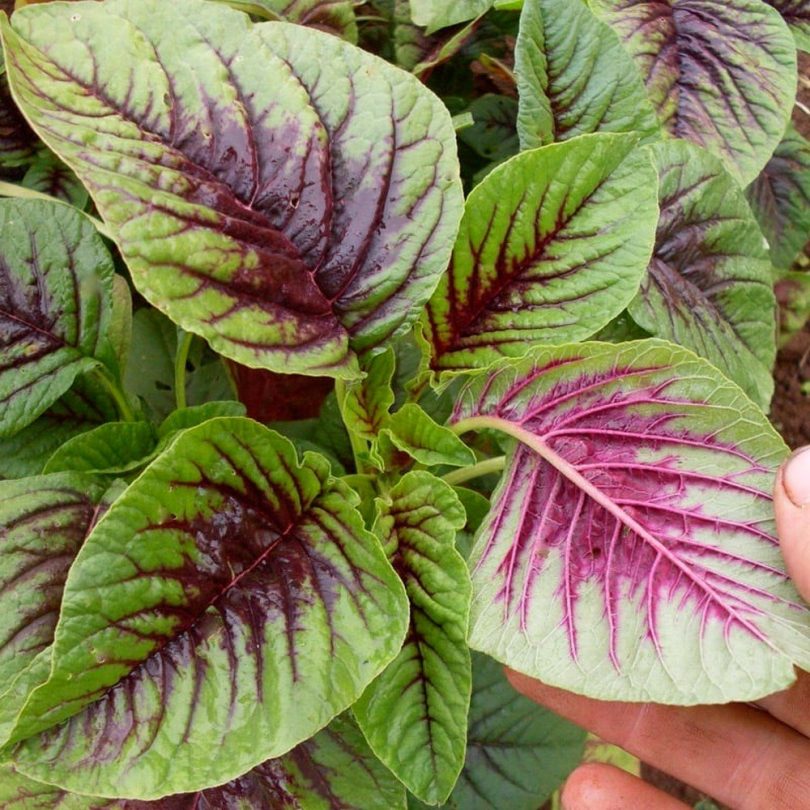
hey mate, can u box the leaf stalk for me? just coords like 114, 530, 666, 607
442, 456, 505, 486
90, 366, 136, 423
174, 330, 194, 411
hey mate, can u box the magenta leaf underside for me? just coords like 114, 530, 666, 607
454, 341, 810, 701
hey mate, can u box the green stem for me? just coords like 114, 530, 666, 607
0, 181, 112, 239
334, 379, 369, 475
174, 330, 194, 411
90, 367, 136, 422
442, 455, 506, 486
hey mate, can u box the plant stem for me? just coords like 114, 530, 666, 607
442, 455, 506, 486
174, 330, 194, 411
0, 181, 112, 239
90, 366, 136, 422
334, 379, 369, 475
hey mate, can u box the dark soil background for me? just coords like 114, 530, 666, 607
771, 51, 810, 451
772, 321, 810, 449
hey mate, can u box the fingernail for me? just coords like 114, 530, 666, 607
784, 446, 810, 507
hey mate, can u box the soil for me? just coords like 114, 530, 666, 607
771, 321, 810, 449
770, 51, 810, 451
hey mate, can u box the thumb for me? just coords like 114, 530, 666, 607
775, 446, 810, 603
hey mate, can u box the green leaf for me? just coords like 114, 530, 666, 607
409, 0, 492, 33
592, 311, 652, 344
423, 133, 658, 373
590, 0, 797, 186
452, 340, 810, 703
515, 0, 659, 148
458, 94, 520, 162
342, 473, 379, 528
215, 0, 359, 42
0, 714, 407, 809
627, 139, 777, 409
20, 152, 88, 209
410, 653, 586, 809
337, 348, 396, 468
0, 374, 121, 480
0, 199, 117, 437
107, 276, 133, 379
453, 486, 491, 559
2, 0, 463, 379
0, 651, 50, 755
272, 390, 355, 471
384, 403, 476, 467
42, 421, 157, 475
747, 124, 810, 271
0, 763, 76, 810
765, 1, 810, 51
8, 417, 409, 799
157, 401, 246, 438
355, 472, 470, 805
124, 309, 234, 422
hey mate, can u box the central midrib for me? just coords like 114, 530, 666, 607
451, 413, 775, 648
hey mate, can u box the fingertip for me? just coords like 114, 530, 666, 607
561, 763, 689, 810
774, 448, 810, 603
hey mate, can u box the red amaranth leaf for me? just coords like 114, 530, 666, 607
591, 0, 797, 185
1, 0, 463, 378
8, 418, 408, 799
452, 340, 810, 703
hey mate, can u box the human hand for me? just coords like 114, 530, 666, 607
508, 446, 810, 810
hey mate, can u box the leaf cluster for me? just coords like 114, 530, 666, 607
0, 0, 807, 807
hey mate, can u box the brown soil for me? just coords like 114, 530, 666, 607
771, 321, 810, 449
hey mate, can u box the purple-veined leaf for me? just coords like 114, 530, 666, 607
354, 472, 470, 804
0, 474, 105, 714
747, 124, 810, 271
214, 0, 358, 42
423, 133, 658, 374
450, 340, 810, 703
0, 199, 118, 437
7, 417, 408, 799
21, 152, 88, 209
765, 0, 810, 50
515, 0, 659, 149
590, 0, 797, 185
627, 139, 777, 409
0, 715, 406, 809
1, 0, 463, 379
